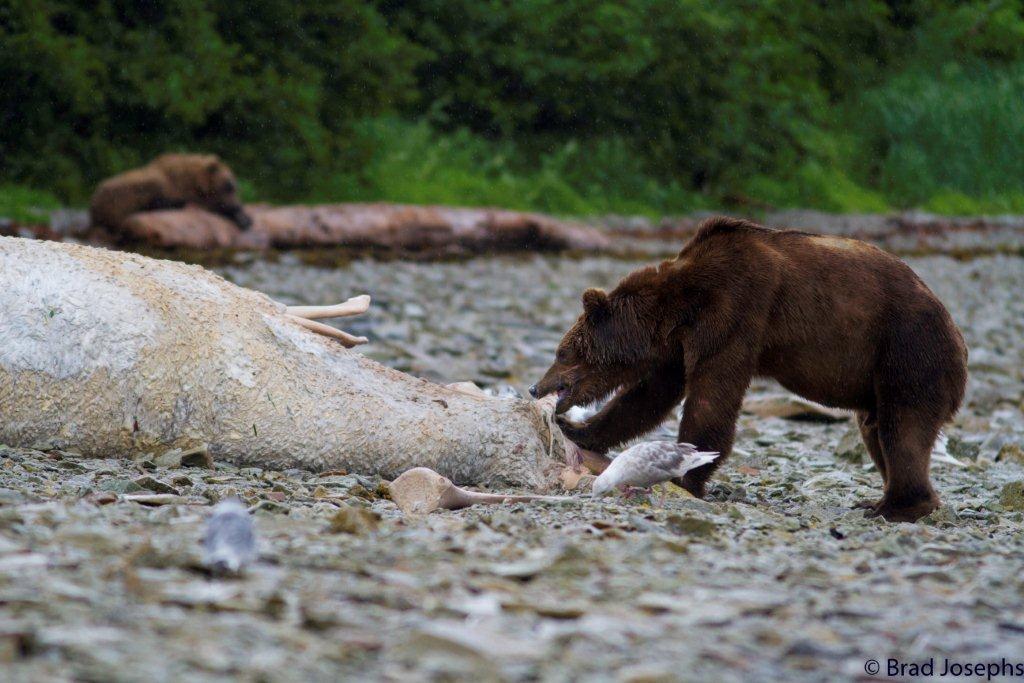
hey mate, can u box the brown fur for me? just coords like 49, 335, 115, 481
89, 154, 251, 232
531, 217, 968, 522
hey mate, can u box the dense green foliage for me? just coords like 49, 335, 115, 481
2, 0, 1023, 215
0, 0, 420, 200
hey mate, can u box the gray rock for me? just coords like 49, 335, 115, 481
132, 476, 179, 495
97, 479, 144, 494
835, 427, 868, 463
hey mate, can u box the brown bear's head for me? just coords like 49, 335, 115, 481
199, 156, 252, 229
531, 266, 673, 414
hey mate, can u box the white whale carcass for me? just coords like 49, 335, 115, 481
0, 236, 561, 487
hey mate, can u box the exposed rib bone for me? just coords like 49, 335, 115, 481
285, 314, 368, 347
285, 294, 370, 320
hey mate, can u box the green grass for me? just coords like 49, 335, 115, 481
850, 61, 1024, 211
6, 106, 1024, 222
0, 185, 62, 224
305, 116, 1024, 217
741, 164, 890, 214
308, 118, 707, 218
299, 114, 1024, 216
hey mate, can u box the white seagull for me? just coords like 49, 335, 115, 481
203, 497, 257, 575
592, 441, 719, 499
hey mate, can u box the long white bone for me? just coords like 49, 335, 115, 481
285, 314, 368, 347
389, 467, 572, 515
281, 294, 371, 346
285, 295, 371, 320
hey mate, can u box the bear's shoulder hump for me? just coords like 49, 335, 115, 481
693, 216, 772, 242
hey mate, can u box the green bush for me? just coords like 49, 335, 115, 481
379, 0, 897, 195
0, 0, 420, 202
2, 0, 1024, 215
851, 62, 1024, 207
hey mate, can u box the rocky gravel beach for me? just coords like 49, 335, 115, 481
2, 249, 1023, 681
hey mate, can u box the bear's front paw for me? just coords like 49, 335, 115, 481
554, 414, 599, 450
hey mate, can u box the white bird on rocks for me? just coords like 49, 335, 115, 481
203, 497, 256, 575
592, 441, 719, 499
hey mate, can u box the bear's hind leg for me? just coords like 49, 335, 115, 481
869, 405, 942, 522
852, 410, 886, 511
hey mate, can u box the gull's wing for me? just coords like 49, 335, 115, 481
605, 441, 720, 489
629, 441, 719, 480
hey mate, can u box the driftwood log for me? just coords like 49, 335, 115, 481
9, 207, 1024, 258
0, 236, 564, 487
118, 203, 610, 253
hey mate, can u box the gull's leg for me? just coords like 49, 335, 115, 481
618, 485, 651, 503
285, 314, 368, 347
285, 294, 370, 320
655, 486, 667, 508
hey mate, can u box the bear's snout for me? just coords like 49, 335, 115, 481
236, 213, 253, 230
529, 376, 569, 403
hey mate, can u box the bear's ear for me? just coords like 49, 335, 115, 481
205, 156, 221, 174
582, 288, 610, 320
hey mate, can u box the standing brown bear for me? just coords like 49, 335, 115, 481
531, 217, 968, 522
89, 153, 252, 233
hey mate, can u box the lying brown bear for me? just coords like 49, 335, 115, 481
89, 153, 252, 233
531, 217, 968, 522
